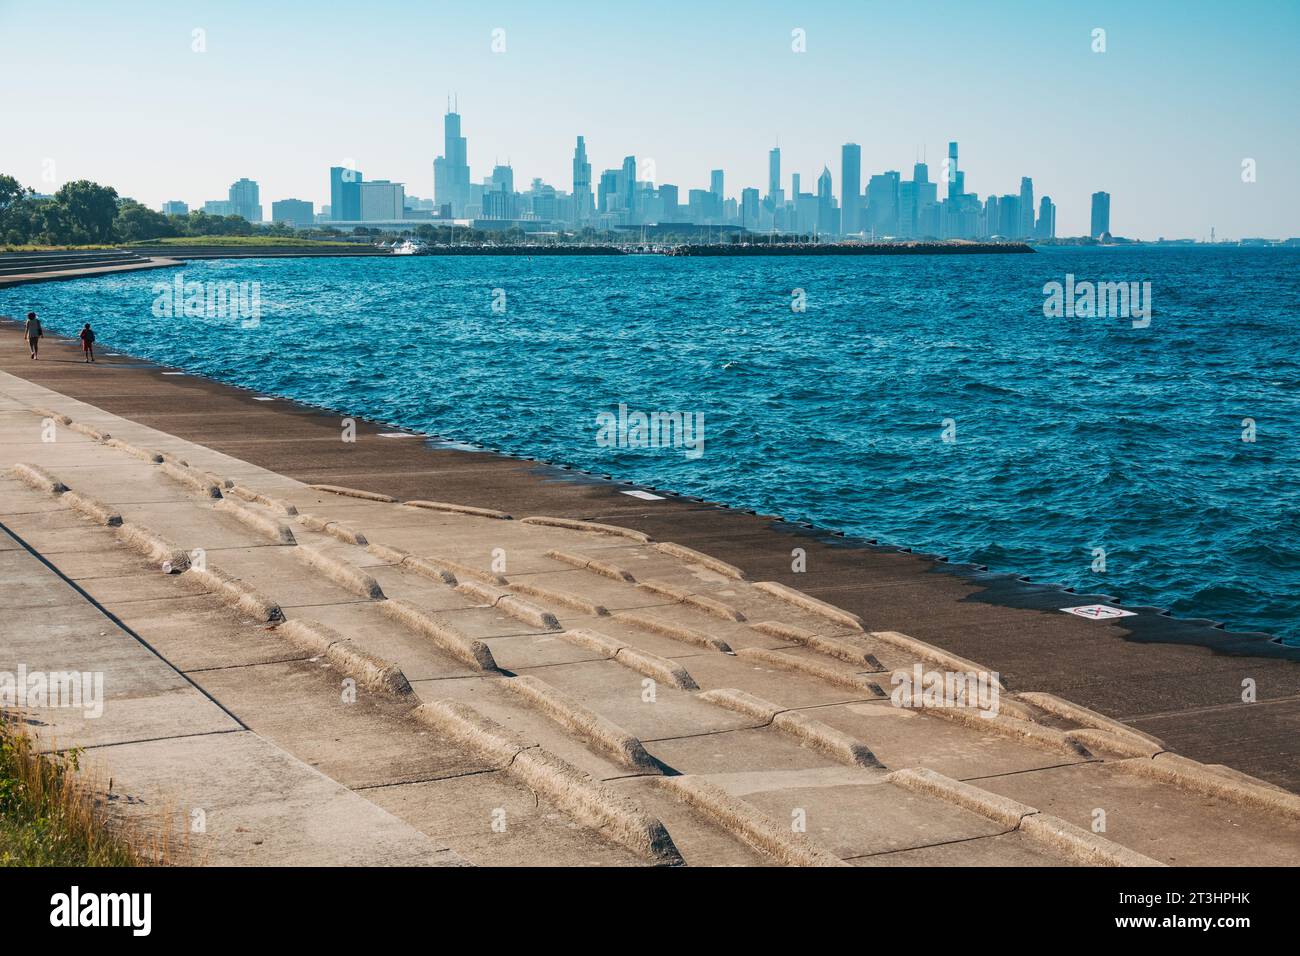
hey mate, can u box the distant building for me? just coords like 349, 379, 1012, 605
1090, 191, 1111, 238
203, 200, 235, 216
160, 200, 188, 217
816, 166, 838, 234
866, 171, 900, 236
271, 199, 314, 229
658, 183, 679, 221
330, 166, 363, 221
572, 136, 593, 222
767, 147, 781, 203
998, 195, 1021, 238
841, 143, 862, 234
710, 169, 724, 203
740, 187, 759, 229
1019, 177, 1034, 239
228, 178, 262, 223
434, 104, 471, 216
359, 181, 405, 221
1036, 196, 1056, 239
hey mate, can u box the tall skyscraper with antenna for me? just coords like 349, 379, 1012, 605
433, 97, 471, 216
572, 136, 592, 222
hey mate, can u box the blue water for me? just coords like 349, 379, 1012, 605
5, 247, 1298, 643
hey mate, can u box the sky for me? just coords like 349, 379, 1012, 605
2, 0, 1297, 239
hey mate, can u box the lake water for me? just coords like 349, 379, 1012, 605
5, 245, 1297, 643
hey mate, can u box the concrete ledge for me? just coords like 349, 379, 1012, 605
417, 555, 505, 586
638, 579, 746, 622
737, 647, 883, 696
404, 500, 512, 520
415, 700, 680, 864
104, 438, 164, 463
654, 541, 746, 580
886, 767, 1036, 829
116, 520, 190, 572
63, 490, 122, 527
1019, 814, 1166, 867
159, 460, 222, 498
871, 630, 1004, 686
309, 483, 397, 503
297, 512, 368, 545
10, 462, 68, 494
1111, 753, 1300, 819
216, 498, 296, 544
366, 540, 411, 564
227, 484, 298, 515
773, 711, 882, 768
378, 598, 499, 672
1015, 691, 1165, 749
68, 421, 110, 442
277, 619, 413, 696
522, 516, 651, 543
561, 629, 699, 690
296, 544, 384, 599
545, 549, 638, 582
751, 621, 882, 669
905, 697, 1092, 758
184, 563, 283, 621
400, 554, 458, 585
457, 579, 560, 629
698, 688, 881, 768
30, 406, 72, 425
615, 610, 733, 653
697, 688, 781, 723
886, 768, 1164, 865
1064, 728, 1161, 759
507, 579, 608, 617
656, 776, 847, 867
501, 674, 660, 773
754, 581, 866, 631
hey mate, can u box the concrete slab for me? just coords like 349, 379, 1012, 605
96, 730, 464, 866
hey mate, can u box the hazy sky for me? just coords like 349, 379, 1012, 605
3, 0, 1296, 238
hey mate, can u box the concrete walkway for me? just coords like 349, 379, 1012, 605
2, 364, 1297, 866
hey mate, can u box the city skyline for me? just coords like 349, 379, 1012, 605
3, 0, 1298, 239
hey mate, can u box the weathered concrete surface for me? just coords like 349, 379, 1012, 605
0, 316, 1292, 792
0, 526, 463, 866
0, 322, 1298, 867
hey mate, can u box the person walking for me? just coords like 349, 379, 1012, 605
23, 312, 42, 360
78, 323, 96, 363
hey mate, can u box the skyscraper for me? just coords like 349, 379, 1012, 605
330, 166, 363, 221
740, 187, 759, 228
1090, 191, 1111, 238
946, 142, 960, 200
572, 136, 592, 222
767, 147, 781, 202
228, 178, 261, 223
621, 155, 638, 223
816, 166, 836, 234
433, 103, 471, 216
710, 169, 724, 203
866, 172, 900, 236
841, 143, 861, 234
1019, 177, 1034, 239
1037, 196, 1056, 239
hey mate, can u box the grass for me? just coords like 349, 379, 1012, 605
0, 714, 173, 866
0, 243, 120, 252
126, 235, 362, 248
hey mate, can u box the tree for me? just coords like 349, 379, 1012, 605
114, 201, 178, 241
53, 180, 119, 243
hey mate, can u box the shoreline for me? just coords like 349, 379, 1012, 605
1, 313, 1296, 790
